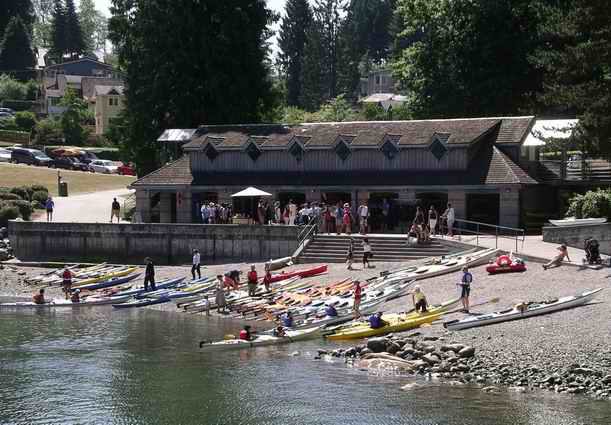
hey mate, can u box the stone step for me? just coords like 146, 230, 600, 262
306, 241, 447, 249
298, 255, 434, 263
300, 249, 447, 256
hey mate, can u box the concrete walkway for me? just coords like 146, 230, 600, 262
35, 188, 134, 223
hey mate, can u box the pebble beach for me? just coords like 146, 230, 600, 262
2, 256, 610, 399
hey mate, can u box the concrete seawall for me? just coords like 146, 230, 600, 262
8, 222, 300, 264
542, 223, 611, 255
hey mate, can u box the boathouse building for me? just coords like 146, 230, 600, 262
130, 116, 539, 229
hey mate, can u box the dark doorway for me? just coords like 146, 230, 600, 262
369, 192, 399, 232
150, 192, 160, 223
278, 192, 306, 209
467, 193, 500, 225
322, 192, 352, 207
416, 192, 448, 216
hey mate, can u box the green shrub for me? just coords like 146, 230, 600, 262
8, 200, 33, 220
1, 99, 37, 111
0, 129, 29, 143
14, 111, 36, 132
0, 75, 27, 101
0, 192, 22, 201
0, 205, 20, 226
30, 184, 48, 194
566, 189, 611, 219
0, 117, 18, 130
10, 186, 31, 201
123, 206, 136, 221
31, 190, 49, 208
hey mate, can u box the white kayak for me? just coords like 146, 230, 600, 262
548, 217, 607, 227
0, 295, 131, 309
199, 326, 322, 351
444, 288, 603, 331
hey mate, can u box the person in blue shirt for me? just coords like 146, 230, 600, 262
368, 312, 388, 329
325, 304, 338, 317
457, 266, 473, 313
281, 311, 294, 328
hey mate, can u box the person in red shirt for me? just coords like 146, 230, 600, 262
239, 325, 253, 341
263, 270, 272, 292
352, 280, 362, 319
247, 265, 258, 297
62, 267, 73, 300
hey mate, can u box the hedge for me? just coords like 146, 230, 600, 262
566, 189, 611, 220
0, 129, 29, 144
1, 99, 37, 112
8, 200, 33, 220
0, 205, 19, 227
32, 190, 49, 208
0, 192, 22, 201
10, 186, 31, 201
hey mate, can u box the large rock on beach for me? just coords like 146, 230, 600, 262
458, 346, 475, 358
422, 354, 441, 365
441, 344, 465, 353
386, 342, 401, 355
366, 338, 389, 353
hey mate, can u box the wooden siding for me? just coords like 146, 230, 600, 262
192, 147, 469, 173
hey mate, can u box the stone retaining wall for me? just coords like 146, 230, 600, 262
8, 222, 300, 264
542, 223, 611, 255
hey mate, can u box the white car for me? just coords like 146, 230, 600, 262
0, 148, 11, 162
89, 159, 119, 174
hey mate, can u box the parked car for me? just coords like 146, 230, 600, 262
0, 148, 11, 162
89, 159, 118, 174
49, 156, 88, 171
0, 111, 13, 118
11, 148, 53, 166
79, 151, 99, 165
117, 162, 136, 176
0, 108, 15, 115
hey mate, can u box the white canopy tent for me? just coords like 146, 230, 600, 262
230, 187, 272, 198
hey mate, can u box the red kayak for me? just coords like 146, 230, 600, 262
268, 265, 328, 283
486, 255, 527, 274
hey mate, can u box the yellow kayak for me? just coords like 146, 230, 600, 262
73, 267, 139, 288
326, 298, 460, 341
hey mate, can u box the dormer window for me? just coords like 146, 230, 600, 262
204, 143, 219, 161
381, 138, 399, 160
429, 135, 448, 160
335, 139, 351, 161
245, 142, 261, 161
289, 140, 305, 161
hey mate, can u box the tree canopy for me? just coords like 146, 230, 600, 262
0, 17, 36, 77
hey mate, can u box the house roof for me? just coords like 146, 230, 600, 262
182, 116, 535, 151
93, 85, 124, 96
44, 57, 115, 71
131, 143, 537, 188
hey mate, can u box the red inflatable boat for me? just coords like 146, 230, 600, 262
486, 255, 527, 274
268, 264, 328, 283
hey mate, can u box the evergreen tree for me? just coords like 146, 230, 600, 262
313, 0, 346, 99
299, 23, 325, 111
277, 0, 312, 107
64, 0, 86, 58
49, 0, 67, 61
109, 0, 277, 175
0, 0, 35, 42
0, 17, 36, 76
79, 0, 108, 54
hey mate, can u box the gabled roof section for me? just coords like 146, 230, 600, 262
473, 146, 538, 185
44, 57, 115, 70
130, 156, 192, 187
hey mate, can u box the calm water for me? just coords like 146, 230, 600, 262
1, 307, 610, 425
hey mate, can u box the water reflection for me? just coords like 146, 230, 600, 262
0, 308, 610, 425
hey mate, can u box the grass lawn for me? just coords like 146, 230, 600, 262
0, 162, 136, 196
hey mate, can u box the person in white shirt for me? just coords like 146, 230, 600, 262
288, 199, 297, 225
358, 202, 369, 234
362, 237, 373, 268
191, 249, 201, 280
443, 203, 455, 237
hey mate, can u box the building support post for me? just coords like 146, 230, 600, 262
135, 190, 151, 223
159, 192, 172, 223
499, 186, 520, 228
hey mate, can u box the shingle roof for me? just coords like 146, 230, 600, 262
131, 144, 537, 188
130, 156, 192, 187
182, 117, 535, 151
93, 85, 124, 96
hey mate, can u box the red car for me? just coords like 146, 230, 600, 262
117, 162, 136, 176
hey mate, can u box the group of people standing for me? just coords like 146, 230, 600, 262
408, 203, 455, 244
200, 202, 232, 224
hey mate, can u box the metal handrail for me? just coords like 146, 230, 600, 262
450, 218, 526, 252
296, 215, 320, 252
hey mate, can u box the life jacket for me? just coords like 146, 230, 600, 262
325, 306, 337, 317
62, 270, 72, 281
247, 271, 258, 284
239, 330, 249, 340
369, 315, 382, 329
281, 315, 293, 327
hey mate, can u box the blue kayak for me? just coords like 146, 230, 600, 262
112, 296, 172, 309
113, 277, 185, 298
76, 272, 142, 291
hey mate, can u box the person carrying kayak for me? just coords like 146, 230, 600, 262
62, 267, 74, 300
70, 289, 81, 303
325, 304, 338, 317
457, 266, 472, 313
32, 288, 46, 305
368, 312, 388, 329
411, 285, 428, 313
239, 325, 254, 341
353, 280, 362, 319
272, 325, 286, 337
247, 265, 258, 297
281, 311, 294, 328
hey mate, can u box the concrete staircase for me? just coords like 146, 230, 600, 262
297, 233, 450, 263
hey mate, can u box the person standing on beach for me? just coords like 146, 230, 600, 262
362, 238, 373, 268
45, 196, 54, 222
247, 264, 258, 297
110, 198, 121, 223
215, 275, 227, 313
352, 280, 362, 319
346, 237, 354, 270
144, 257, 156, 291
457, 266, 472, 313
191, 249, 201, 280
543, 245, 571, 269
61, 266, 73, 299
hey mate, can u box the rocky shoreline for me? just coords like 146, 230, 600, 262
316, 329, 611, 400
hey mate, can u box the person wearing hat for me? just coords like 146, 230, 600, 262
239, 325, 254, 341
411, 285, 428, 313
368, 311, 388, 329
191, 249, 201, 280
456, 266, 473, 313
70, 289, 81, 303
144, 257, 156, 291
247, 264, 258, 297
